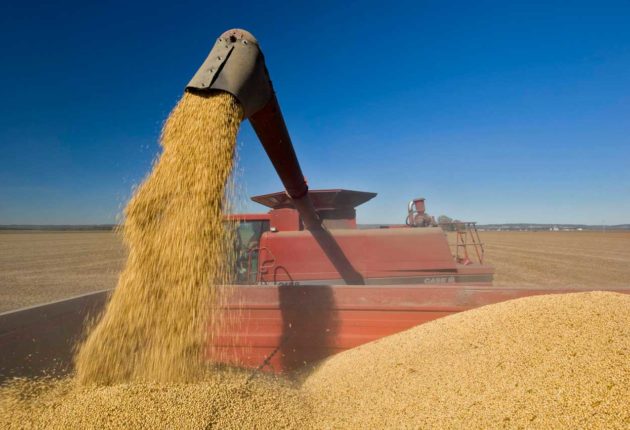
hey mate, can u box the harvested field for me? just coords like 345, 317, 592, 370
1, 231, 629, 313
0, 231, 124, 312
478, 231, 630, 288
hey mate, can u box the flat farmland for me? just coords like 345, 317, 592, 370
475, 231, 630, 288
0, 231, 125, 312
0, 230, 629, 312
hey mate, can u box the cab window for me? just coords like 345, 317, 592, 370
234, 220, 270, 284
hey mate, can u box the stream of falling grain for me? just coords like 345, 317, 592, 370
74, 91, 242, 385
0, 90, 313, 430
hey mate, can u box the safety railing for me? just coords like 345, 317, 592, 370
439, 222, 485, 264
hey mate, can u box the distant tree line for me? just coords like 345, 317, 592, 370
438, 215, 465, 232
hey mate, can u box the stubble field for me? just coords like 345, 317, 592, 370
0, 231, 124, 312
479, 231, 630, 288
0, 230, 628, 312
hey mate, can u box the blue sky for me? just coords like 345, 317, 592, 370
1, 1, 629, 225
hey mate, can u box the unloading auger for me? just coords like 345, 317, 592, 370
187, 28, 364, 284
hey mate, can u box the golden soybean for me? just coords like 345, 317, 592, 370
304, 291, 630, 429
75, 91, 242, 385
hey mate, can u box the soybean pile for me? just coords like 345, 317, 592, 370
74, 91, 241, 385
0, 370, 310, 429
2, 291, 630, 428
304, 291, 630, 429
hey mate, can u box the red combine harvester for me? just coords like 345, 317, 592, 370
0, 28, 627, 381
229, 190, 491, 287
215, 189, 492, 372
184, 29, 627, 372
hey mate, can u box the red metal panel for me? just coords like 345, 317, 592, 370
207, 284, 630, 373
258, 228, 458, 283
268, 208, 301, 232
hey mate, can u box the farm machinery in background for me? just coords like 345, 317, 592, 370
1, 29, 627, 380
229, 190, 490, 287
